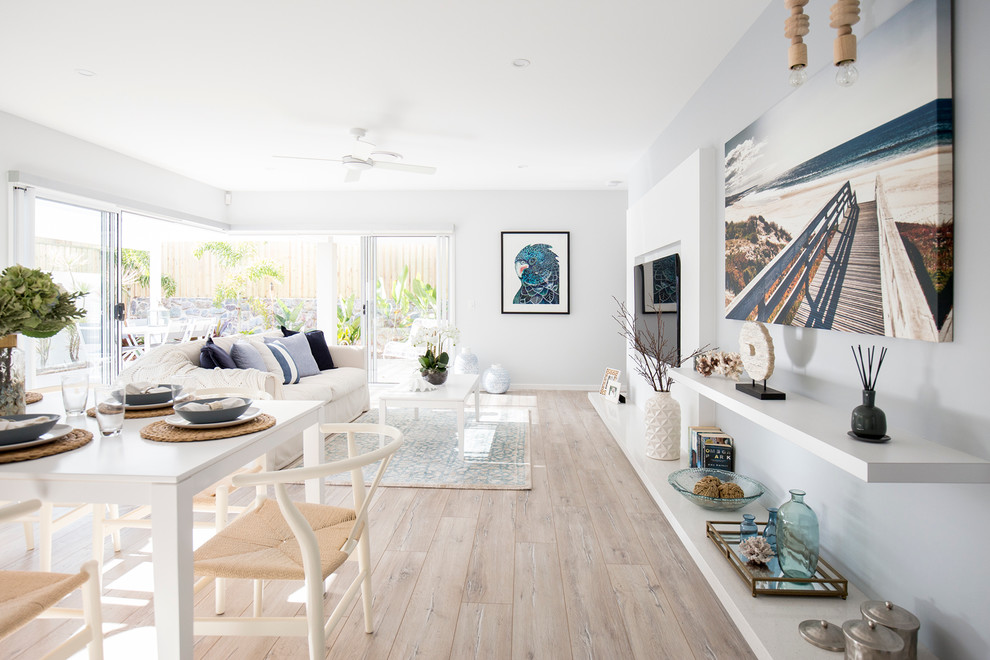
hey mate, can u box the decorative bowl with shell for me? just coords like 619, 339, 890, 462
668, 467, 766, 511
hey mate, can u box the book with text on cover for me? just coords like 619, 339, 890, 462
700, 432, 734, 472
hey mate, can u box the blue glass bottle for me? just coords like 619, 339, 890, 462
777, 489, 819, 579
763, 507, 778, 555
740, 514, 758, 543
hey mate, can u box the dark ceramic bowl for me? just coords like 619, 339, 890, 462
668, 467, 766, 511
0, 414, 60, 446
114, 384, 173, 406
174, 397, 252, 424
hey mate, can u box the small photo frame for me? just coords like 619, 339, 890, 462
501, 231, 570, 314
604, 377, 621, 403
599, 368, 621, 396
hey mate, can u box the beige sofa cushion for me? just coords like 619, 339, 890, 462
281, 368, 367, 402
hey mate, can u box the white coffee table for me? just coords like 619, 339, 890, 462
379, 373, 481, 458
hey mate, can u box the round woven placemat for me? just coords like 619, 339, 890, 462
0, 429, 93, 464
86, 405, 175, 419
140, 414, 276, 443
25, 391, 43, 405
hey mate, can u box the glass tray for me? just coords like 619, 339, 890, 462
706, 521, 848, 599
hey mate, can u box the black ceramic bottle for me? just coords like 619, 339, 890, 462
851, 389, 886, 440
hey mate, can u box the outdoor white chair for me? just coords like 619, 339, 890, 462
93, 387, 271, 614
192, 423, 403, 660
0, 500, 104, 660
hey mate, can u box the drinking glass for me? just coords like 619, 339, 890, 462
170, 375, 194, 404
60, 371, 89, 415
94, 386, 125, 437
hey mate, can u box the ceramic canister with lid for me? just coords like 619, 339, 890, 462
861, 601, 920, 660
841, 619, 904, 660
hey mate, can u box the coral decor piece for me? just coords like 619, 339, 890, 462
739, 536, 776, 566
696, 350, 744, 380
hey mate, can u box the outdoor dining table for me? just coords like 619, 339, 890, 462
0, 397, 328, 659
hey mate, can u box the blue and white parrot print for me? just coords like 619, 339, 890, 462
513, 243, 560, 305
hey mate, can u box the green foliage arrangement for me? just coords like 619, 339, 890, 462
121, 248, 177, 299
194, 241, 285, 332
0, 265, 86, 338
273, 299, 305, 332
337, 294, 362, 345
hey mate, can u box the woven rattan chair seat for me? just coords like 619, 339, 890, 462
194, 499, 356, 581
0, 570, 88, 640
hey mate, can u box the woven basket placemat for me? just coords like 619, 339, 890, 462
87, 405, 174, 419
140, 413, 276, 443
0, 429, 93, 464
25, 391, 43, 405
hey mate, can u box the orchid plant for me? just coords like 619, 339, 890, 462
411, 322, 460, 374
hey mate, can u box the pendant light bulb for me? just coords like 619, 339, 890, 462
789, 65, 808, 87
835, 60, 859, 87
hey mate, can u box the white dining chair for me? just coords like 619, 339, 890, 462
191, 423, 403, 660
0, 500, 104, 660
92, 387, 271, 614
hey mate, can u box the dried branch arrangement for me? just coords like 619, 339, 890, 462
613, 298, 707, 392
851, 345, 887, 391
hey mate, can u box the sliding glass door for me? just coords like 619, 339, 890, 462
32, 198, 121, 386
361, 235, 451, 383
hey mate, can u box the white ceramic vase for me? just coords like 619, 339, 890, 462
453, 346, 480, 375
644, 391, 681, 460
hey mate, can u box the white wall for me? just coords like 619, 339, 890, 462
0, 110, 225, 265
626, 149, 717, 445
628, 2, 989, 658
230, 190, 627, 387
0, 109, 626, 388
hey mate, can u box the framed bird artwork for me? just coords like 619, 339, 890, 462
501, 231, 570, 314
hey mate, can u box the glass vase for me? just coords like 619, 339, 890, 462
0, 335, 26, 416
421, 368, 449, 386
763, 507, 779, 555
740, 514, 758, 543
777, 489, 819, 579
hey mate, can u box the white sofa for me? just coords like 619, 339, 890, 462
118, 330, 369, 468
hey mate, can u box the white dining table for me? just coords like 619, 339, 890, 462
0, 397, 328, 659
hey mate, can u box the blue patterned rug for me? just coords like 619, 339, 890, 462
324, 407, 531, 490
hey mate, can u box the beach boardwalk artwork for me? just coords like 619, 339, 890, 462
723, 0, 952, 342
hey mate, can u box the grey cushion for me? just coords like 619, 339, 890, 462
230, 341, 268, 371
264, 333, 319, 378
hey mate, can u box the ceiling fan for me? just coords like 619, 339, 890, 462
274, 127, 437, 182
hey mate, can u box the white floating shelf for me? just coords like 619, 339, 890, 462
669, 366, 990, 484
587, 393, 937, 660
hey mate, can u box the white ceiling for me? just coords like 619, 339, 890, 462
0, 1, 771, 192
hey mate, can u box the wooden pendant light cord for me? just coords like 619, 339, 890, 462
784, 0, 810, 70
831, 0, 861, 65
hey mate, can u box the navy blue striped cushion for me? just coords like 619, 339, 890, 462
264, 340, 300, 384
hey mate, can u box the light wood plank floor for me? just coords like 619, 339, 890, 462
0, 390, 754, 659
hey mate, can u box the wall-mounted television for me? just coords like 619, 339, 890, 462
634, 253, 680, 362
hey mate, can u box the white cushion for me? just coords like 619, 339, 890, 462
281, 368, 368, 402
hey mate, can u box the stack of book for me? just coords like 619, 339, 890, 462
689, 426, 735, 472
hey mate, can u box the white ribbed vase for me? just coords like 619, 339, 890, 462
644, 391, 681, 460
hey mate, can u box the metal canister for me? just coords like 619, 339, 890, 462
861, 600, 920, 660
842, 619, 904, 659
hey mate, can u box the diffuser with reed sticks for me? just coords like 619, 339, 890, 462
850, 345, 889, 442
